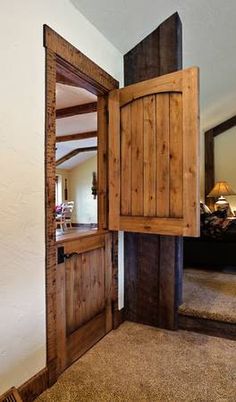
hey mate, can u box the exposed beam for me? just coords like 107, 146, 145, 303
56, 131, 97, 142
56, 102, 97, 119
205, 114, 236, 137
56, 146, 97, 166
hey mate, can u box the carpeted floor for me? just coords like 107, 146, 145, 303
179, 268, 236, 323
37, 322, 236, 402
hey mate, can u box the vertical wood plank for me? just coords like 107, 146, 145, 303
108, 90, 120, 230
182, 67, 200, 236
169, 93, 183, 218
131, 99, 144, 215
97, 95, 108, 230
45, 49, 57, 385
156, 94, 170, 217
121, 105, 132, 215
56, 262, 67, 374
124, 12, 183, 330
105, 233, 113, 332
144, 96, 156, 216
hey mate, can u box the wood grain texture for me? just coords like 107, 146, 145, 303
56, 102, 97, 118
56, 131, 97, 142
97, 96, 108, 230
45, 48, 57, 386
143, 95, 156, 216
169, 93, 183, 218
178, 314, 236, 341
156, 93, 170, 216
109, 67, 199, 236
124, 233, 159, 325
56, 232, 112, 373
124, 12, 183, 330
182, 67, 200, 236
120, 104, 132, 215
44, 25, 118, 93
108, 90, 120, 230
45, 25, 118, 389
18, 368, 48, 402
131, 99, 144, 216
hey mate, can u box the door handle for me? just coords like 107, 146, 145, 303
64, 252, 79, 259
57, 246, 79, 264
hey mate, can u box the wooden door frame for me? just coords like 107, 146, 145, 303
205, 114, 236, 208
44, 25, 119, 385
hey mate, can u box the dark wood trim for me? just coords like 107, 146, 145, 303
18, 368, 48, 402
206, 114, 236, 138
178, 314, 236, 341
123, 12, 183, 330
204, 114, 236, 207
56, 131, 97, 142
44, 25, 118, 389
56, 146, 97, 166
113, 308, 125, 330
56, 102, 97, 119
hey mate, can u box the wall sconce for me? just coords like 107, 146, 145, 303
91, 172, 97, 199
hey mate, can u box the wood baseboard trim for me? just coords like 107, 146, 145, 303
18, 368, 48, 402
113, 308, 125, 329
178, 314, 236, 341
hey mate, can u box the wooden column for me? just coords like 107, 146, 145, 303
124, 12, 183, 329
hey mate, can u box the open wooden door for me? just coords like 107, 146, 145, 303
109, 67, 200, 237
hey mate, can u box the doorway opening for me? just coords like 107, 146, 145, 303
44, 25, 119, 385
179, 115, 236, 338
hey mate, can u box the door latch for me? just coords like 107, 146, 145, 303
57, 246, 79, 264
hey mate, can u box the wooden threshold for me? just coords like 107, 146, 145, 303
178, 314, 236, 341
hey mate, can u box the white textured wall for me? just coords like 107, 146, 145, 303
0, 0, 122, 394
70, 156, 97, 224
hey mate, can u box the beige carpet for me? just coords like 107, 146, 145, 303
179, 268, 236, 323
37, 322, 236, 402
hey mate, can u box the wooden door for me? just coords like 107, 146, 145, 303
56, 231, 112, 373
109, 67, 200, 237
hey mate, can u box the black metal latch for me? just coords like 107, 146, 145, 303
57, 246, 79, 264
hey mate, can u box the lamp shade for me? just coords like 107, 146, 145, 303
207, 181, 236, 198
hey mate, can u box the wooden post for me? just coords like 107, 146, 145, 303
124, 12, 183, 329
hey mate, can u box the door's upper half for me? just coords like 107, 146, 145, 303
108, 67, 200, 237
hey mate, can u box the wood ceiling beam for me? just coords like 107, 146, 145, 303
205, 114, 236, 137
56, 131, 97, 142
56, 146, 97, 166
56, 102, 97, 119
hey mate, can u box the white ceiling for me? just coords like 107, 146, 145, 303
56, 83, 97, 169
56, 113, 97, 136
56, 83, 97, 109
71, 0, 236, 129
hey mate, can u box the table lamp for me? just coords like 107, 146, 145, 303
207, 181, 236, 214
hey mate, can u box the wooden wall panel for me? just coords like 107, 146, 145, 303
121, 105, 132, 215
66, 248, 105, 334
123, 12, 183, 329
156, 94, 170, 217
169, 93, 183, 218
131, 99, 144, 215
144, 95, 156, 216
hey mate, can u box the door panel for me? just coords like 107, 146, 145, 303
56, 232, 112, 373
109, 67, 199, 236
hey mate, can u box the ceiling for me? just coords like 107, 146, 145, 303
56, 83, 97, 170
71, 0, 236, 129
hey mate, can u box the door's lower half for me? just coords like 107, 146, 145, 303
56, 231, 112, 374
